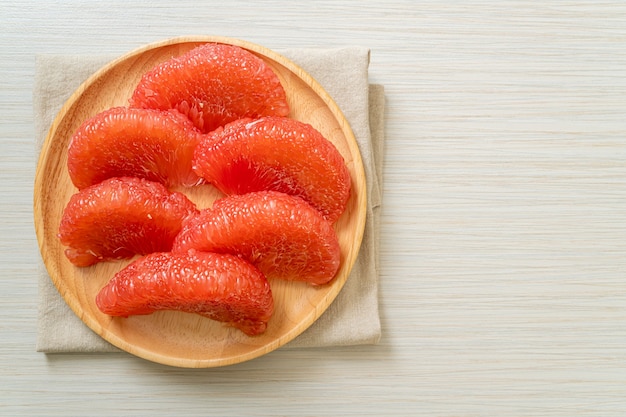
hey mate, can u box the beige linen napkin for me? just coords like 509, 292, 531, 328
34, 47, 384, 352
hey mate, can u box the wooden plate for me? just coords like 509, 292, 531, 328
33, 36, 367, 368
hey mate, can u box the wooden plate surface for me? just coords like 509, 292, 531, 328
34, 36, 367, 368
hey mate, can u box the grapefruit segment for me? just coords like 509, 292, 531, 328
193, 116, 351, 223
129, 43, 289, 133
58, 177, 198, 267
67, 107, 205, 189
96, 251, 274, 336
172, 191, 341, 285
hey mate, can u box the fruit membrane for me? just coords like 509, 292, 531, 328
193, 116, 351, 223
129, 43, 289, 133
96, 251, 274, 336
58, 177, 198, 267
68, 107, 205, 189
173, 191, 341, 285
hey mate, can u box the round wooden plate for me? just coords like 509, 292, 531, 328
33, 36, 367, 368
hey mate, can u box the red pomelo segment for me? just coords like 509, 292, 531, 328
58, 177, 198, 267
193, 116, 351, 223
129, 43, 289, 133
172, 191, 341, 285
96, 251, 273, 336
67, 107, 205, 189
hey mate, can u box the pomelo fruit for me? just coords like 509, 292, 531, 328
68, 107, 204, 189
58, 177, 198, 267
96, 251, 274, 336
193, 116, 351, 223
173, 191, 341, 285
129, 43, 289, 133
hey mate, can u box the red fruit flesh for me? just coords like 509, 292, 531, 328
172, 191, 341, 285
129, 43, 289, 133
193, 116, 351, 223
96, 251, 274, 336
58, 177, 198, 267
68, 107, 205, 189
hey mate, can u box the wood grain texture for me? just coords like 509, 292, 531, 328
3, 0, 626, 415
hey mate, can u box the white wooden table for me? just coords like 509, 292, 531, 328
2, 1, 626, 415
